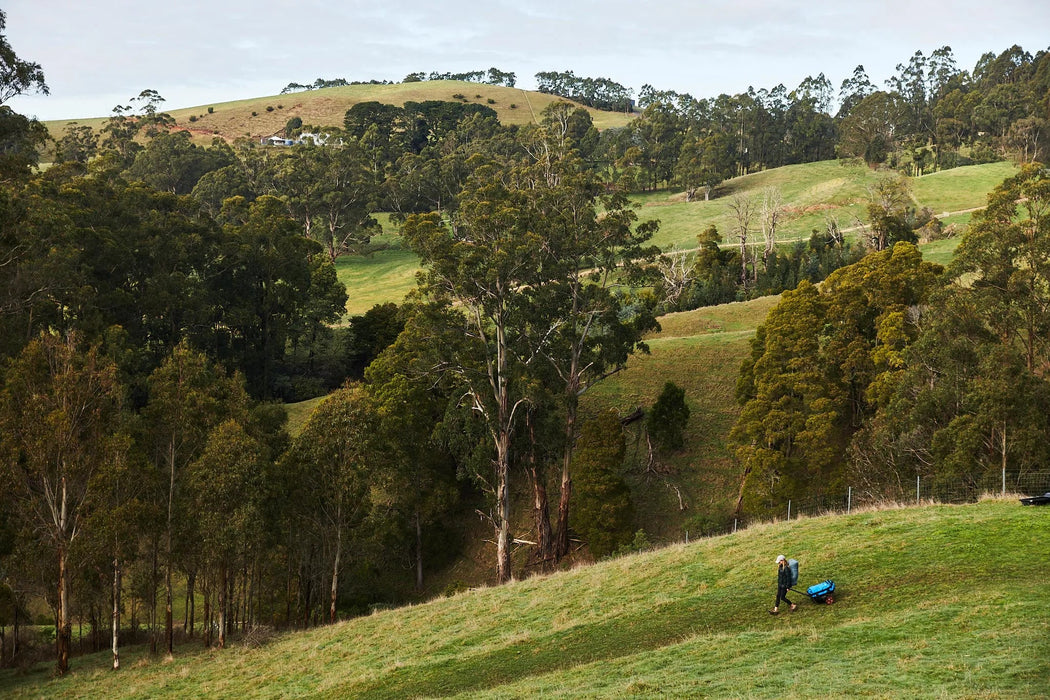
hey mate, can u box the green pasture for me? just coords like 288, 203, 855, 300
336, 231, 421, 318
632, 160, 1015, 254
5, 500, 1045, 698
910, 160, 1018, 214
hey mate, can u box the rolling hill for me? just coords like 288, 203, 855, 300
3, 499, 1046, 697
43, 80, 635, 147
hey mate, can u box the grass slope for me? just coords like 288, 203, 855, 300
581, 295, 781, 538
43, 81, 634, 146
331, 160, 1015, 318
5, 500, 1046, 697
635, 159, 1017, 253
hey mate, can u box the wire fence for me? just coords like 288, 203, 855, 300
709, 471, 1050, 539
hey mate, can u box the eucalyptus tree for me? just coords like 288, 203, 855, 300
143, 342, 249, 655
0, 10, 48, 105
0, 333, 127, 674
187, 419, 267, 647
279, 385, 377, 622
402, 163, 545, 583
209, 195, 347, 398
516, 153, 659, 561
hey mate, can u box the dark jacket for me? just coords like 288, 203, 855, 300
777, 563, 792, 589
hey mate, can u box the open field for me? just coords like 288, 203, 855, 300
4, 500, 1045, 698
43, 81, 634, 146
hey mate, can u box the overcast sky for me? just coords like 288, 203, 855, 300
5, 1, 1049, 121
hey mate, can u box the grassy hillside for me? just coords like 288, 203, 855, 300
581, 295, 781, 539
43, 81, 634, 146
4, 500, 1046, 697
331, 160, 1015, 317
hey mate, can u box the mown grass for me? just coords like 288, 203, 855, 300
4, 500, 1045, 698
336, 232, 421, 318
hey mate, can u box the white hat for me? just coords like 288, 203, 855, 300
775, 555, 786, 563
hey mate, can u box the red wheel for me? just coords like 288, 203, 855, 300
825, 595, 834, 605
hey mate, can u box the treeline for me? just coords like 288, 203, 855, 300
402, 67, 517, 87
732, 165, 1050, 517
534, 70, 635, 112
281, 78, 399, 93
592, 44, 1049, 195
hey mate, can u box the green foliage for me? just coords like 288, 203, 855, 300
732, 243, 942, 515
615, 529, 652, 556
0, 10, 47, 104
647, 381, 690, 452
571, 410, 634, 559
0, 106, 48, 178
853, 164, 1050, 493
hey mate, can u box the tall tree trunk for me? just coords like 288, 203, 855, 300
527, 414, 553, 568
57, 541, 71, 675
492, 319, 514, 585
218, 566, 227, 649
554, 389, 579, 560
166, 440, 175, 657
186, 571, 195, 639
112, 556, 121, 670
415, 512, 424, 591
330, 501, 342, 624
203, 576, 212, 648
495, 428, 512, 584
150, 546, 158, 655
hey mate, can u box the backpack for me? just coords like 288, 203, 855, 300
787, 559, 799, 587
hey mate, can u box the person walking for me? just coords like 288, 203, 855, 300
771, 554, 797, 614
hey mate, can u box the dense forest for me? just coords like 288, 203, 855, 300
1, 8, 1049, 674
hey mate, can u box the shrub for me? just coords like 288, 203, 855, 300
188, 115, 197, 122
616, 530, 652, 556
251, 111, 258, 117
452, 93, 466, 101
266, 105, 274, 112
510, 104, 517, 109
207, 106, 214, 114
647, 381, 690, 452
486, 98, 496, 104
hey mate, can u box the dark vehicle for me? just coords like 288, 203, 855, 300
1019, 492, 1050, 506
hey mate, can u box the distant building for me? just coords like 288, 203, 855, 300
260, 132, 343, 147
262, 136, 296, 146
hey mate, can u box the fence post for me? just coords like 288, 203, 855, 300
1002, 466, 1006, 497
916, 475, 920, 505
733, 518, 737, 534
787, 500, 792, 520
847, 486, 852, 514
